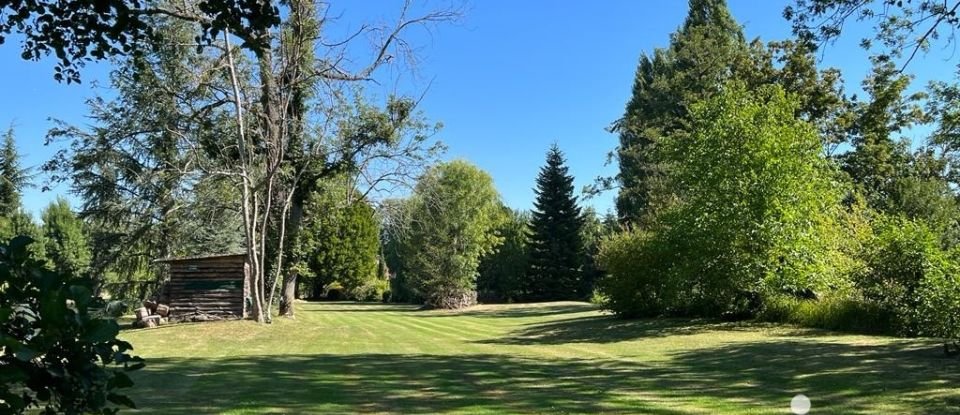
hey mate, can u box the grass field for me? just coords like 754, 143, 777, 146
120, 301, 960, 414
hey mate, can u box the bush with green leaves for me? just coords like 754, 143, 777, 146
349, 278, 391, 303
664, 83, 844, 315
0, 236, 143, 414
915, 258, 960, 340
857, 216, 960, 338
596, 229, 679, 317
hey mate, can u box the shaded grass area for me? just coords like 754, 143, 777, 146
121, 302, 960, 414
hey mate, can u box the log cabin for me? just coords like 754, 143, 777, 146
154, 253, 250, 320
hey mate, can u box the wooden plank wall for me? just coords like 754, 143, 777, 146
164, 256, 245, 318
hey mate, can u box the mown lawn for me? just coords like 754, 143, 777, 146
120, 301, 960, 414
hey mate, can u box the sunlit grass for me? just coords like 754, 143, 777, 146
121, 301, 960, 414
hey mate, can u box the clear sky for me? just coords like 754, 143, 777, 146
1, 0, 956, 217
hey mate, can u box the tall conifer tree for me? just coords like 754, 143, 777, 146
614, 0, 748, 225
526, 144, 585, 300
0, 128, 28, 218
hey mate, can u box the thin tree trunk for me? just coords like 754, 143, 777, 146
224, 30, 265, 323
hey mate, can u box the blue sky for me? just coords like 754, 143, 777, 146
1, 0, 957, 217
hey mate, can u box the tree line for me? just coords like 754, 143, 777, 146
383, 146, 615, 308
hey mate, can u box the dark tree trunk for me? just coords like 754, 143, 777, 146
312, 279, 324, 300
294, 274, 302, 300
279, 273, 297, 316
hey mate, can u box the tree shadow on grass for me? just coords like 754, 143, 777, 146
299, 301, 601, 318
479, 314, 753, 344
420, 303, 600, 319
128, 340, 960, 414
663, 339, 960, 415
129, 353, 681, 414
297, 302, 423, 313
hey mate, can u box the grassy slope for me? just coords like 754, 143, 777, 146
121, 302, 960, 414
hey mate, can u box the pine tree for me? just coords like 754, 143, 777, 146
526, 144, 585, 301
614, 0, 748, 225
0, 128, 29, 217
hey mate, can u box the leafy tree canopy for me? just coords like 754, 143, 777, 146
0, 0, 280, 82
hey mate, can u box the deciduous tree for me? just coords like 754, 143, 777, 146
400, 160, 504, 309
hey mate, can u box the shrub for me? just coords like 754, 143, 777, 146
348, 278, 390, 303
596, 229, 679, 317
757, 295, 894, 334
0, 236, 143, 414
859, 217, 934, 334
857, 216, 960, 338
588, 288, 608, 306
915, 265, 960, 339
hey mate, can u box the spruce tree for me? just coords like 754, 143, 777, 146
526, 144, 585, 301
0, 128, 28, 217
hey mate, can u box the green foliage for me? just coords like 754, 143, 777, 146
294, 184, 382, 301
757, 295, 893, 334
43, 19, 243, 289
400, 161, 505, 308
612, 1, 850, 226
601, 84, 846, 318
526, 145, 586, 301
840, 59, 924, 211
857, 216, 960, 338
597, 229, 678, 317
477, 207, 530, 303
914, 258, 960, 340
0, 236, 143, 414
0, 0, 280, 83
0, 210, 48, 262
667, 83, 843, 304
613, 0, 749, 225
786, 0, 960, 68
41, 197, 92, 278
349, 277, 391, 303
579, 207, 618, 299
587, 287, 608, 306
